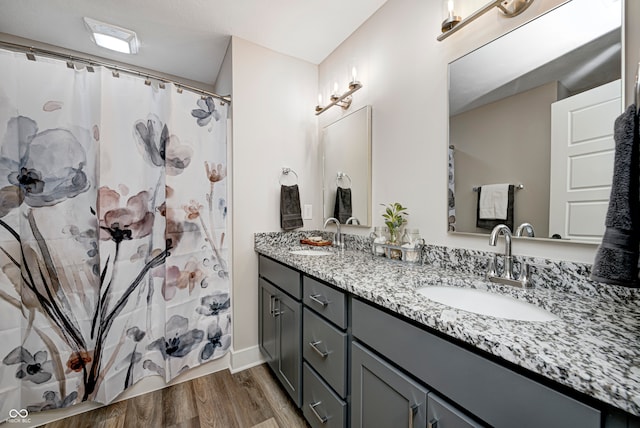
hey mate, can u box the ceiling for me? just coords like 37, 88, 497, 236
0, 0, 388, 87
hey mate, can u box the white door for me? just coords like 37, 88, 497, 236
549, 79, 621, 242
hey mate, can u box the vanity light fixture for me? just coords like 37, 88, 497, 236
315, 67, 363, 115
441, 0, 462, 32
437, 0, 534, 41
83, 17, 139, 54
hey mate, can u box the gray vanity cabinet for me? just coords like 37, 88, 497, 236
351, 298, 601, 428
351, 341, 428, 428
258, 256, 302, 407
257, 254, 622, 427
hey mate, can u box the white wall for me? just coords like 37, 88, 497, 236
318, 0, 612, 264
231, 36, 320, 354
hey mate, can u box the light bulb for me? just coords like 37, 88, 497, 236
318, 93, 323, 105
333, 82, 339, 96
448, 0, 455, 18
351, 67, 358, 83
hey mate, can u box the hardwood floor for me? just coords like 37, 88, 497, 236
42, 364, 309, 428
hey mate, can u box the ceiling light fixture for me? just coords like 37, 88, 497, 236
83, 17, 139, 54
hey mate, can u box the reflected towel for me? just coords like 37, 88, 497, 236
479, 183, 510, 219
591, 104, 639, 287
476, 185, 514, 231
280, 184, 303, 230
333, 186, 352, 224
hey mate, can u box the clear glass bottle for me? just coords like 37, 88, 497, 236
401, 228, 421, 247
370, 226, 388, 256
401, 228, 423, 262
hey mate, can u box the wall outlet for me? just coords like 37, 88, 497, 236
303, 204, 313, 220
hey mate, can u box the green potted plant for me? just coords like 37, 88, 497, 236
381, 202, 408, 244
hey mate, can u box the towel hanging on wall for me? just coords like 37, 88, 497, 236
279, 168, 303, 230
590, 104, 640, 287
280, 184, 303, 230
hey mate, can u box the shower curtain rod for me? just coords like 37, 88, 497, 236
0, 40, 231, 104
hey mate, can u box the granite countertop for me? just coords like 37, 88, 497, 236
255, 239, 640, 417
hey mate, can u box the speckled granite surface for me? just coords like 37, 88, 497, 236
255, 231, 640, 416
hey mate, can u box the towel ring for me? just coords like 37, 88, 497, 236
336, 172, 352, 188
279, 167, 299, 185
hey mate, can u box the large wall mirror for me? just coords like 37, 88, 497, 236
447, 0, 622, 244
322, 105, 372, 226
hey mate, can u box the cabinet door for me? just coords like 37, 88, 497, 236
259, 278, 277, 369
351, 341, 428, 428
276, 290, 302, 407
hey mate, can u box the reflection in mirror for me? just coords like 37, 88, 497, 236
322, 105, 372, 226
447, 0, 621, 244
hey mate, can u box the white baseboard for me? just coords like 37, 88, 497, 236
230, 345, 265, 373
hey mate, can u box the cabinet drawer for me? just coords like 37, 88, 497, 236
303, 276, 346, 328
352, 298, 601, 428
428, 393, 485, 428
303, 363, 347, 428
259, 255, 301, 299
303, 308, 348, 397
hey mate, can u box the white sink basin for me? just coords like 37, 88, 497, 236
416, 286, 558, 322
289, 249, 333, 256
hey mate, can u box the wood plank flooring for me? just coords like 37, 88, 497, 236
42, 364, 309, 428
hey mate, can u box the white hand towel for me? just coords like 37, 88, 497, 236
479, 184, 510, 220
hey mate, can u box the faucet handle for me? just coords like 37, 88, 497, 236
485, 254, 498, 279
518, 262, 550, 288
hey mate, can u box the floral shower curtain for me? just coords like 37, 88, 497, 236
0, 49, 230, 419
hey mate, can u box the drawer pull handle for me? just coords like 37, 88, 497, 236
409, 404, 419, 428
427, 418, 438, 428
272, 298, 282, 317
309, 401, 328, 424
309, 341, 329, 358
309, 294, 329, 308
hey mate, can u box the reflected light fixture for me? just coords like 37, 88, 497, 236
315, 67, 363, 115
84, 17, 139, 54
438, 0, 534, 41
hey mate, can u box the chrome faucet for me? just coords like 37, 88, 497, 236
489, 224, 514, 280
487, 224, 536, 288
323, 217, 344, 250
515, 222, 535, 237
345, 216, 360, 225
